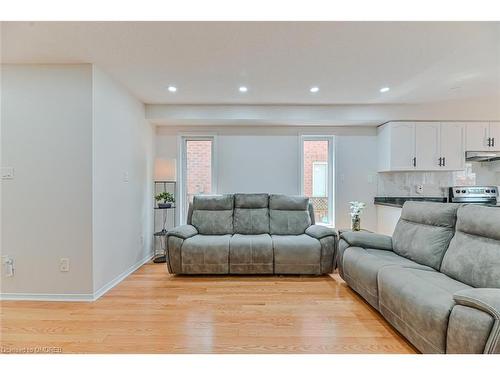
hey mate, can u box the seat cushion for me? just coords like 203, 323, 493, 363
440, 204, 500, 288
392, 202, 459, 269
272, 234, 321, 274
191, 194, 234, 235
378, 267, 472, 353
229, 234, 273, 274
269, 195, 311, 235
342, 247, 434, 309
181, 234, 231, 274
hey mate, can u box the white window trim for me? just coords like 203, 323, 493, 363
299, 135, 335, 226
177, 133, 218, 224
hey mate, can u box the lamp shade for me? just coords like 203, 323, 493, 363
155, 158, 176, 181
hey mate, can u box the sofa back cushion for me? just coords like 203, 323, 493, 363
191, 194, 234, 235
233, 193, 270, 234
269, 194, 311, 235
392, 202, 459, 269
440, 205, 500, 288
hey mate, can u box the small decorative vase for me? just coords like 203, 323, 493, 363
351, 215, 361, 231
158, 202, 172, 209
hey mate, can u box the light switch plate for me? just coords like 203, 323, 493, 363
1, 167, 14, 179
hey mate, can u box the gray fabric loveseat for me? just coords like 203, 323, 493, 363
166, 193, 337, 275
338, 201, 500, 354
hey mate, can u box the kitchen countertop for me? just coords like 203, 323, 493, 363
374, 196, 448, 208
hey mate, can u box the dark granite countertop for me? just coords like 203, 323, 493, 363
374, 196, 448, 208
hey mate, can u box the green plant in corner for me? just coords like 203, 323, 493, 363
155, 192, 175, 205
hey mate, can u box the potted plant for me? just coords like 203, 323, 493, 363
349, 201, 366, 231
155, 192, 175, 208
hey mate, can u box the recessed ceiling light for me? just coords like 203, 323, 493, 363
379, 87, 390, 93
239, 86, 248, 93
310, 86, 319, 93
167, 86, 177, 93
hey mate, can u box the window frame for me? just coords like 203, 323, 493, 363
299, 135, 335, 226
177, 134, 218, 224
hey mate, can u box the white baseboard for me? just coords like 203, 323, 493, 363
0, 252, 153, 302
92, 252, 153, 301
0, 292, 95, 302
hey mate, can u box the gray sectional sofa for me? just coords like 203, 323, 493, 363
166, 193, 337, 275
338, 201, 500, 354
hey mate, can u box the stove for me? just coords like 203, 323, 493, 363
449, 186, 499, 206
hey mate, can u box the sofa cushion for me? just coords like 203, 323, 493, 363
191, 194, 234, 235
229, 234, 273, 274
269, 195, 311, 235
342, 247, 434, 309
234, 193, 269, 208
392, 202, 459, 269
440, 205, 500, 288
234, 208, 269, 234
181, 234, 230, 274
272, 234, 321, 274
378, 267, 472, 354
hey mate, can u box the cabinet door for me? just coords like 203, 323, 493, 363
415, 122, 440, 170
489, 122, 500, 151
390, 122, 415, 170
466, 123, 490, 151
440, 122, 465, 170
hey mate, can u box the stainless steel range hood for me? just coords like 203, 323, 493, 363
466, 151, 500, 162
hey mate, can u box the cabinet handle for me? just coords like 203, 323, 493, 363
412, 157, 416, 167
488, 137, 492, 147
438, 157, 442, 167
493, 138, 496, 148
443, 157, 446, 167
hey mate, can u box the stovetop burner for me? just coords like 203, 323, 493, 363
449, 186, 498, 205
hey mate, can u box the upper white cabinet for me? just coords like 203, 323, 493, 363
415, 122, 440, 171
440, 122, 466, 170
466, 122, 500, 151
378, 121, 465, 172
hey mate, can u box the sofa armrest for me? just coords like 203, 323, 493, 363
340, 231, 393, 251
453, 288, 500, 354
305, 225, 338, 240
167, 224, 198, 239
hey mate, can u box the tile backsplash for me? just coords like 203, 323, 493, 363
377, 161, 500, 197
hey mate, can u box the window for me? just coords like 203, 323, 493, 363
178, 136, 217, 223
301, 136, 334, 225
312, 162, 327, 197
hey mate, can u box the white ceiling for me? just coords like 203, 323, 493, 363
2, 21, 500, 105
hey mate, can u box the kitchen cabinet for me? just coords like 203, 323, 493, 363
376, 205, 402, 236
489, 122, 500, 150
466, 122, 500, 151
378, 121, 465, 172
440, 122, 465, 171
415, 122, 440, 171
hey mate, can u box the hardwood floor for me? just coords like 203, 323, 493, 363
0, 263, 417, 354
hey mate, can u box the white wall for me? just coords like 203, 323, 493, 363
92, 67, 154, 294
335, 136, 378, 231
1, 65, 94, 296
156, 126, 378, 230
218, 135, 299, 195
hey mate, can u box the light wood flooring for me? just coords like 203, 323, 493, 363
0, 263, 417, 353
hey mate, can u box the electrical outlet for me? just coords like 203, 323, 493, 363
59, 258, 70, 272
2, 256, 14, 277
123, 171, 129, 183
1, 167, 14, 180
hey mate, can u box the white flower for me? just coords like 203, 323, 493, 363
349, 201, 366, 217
